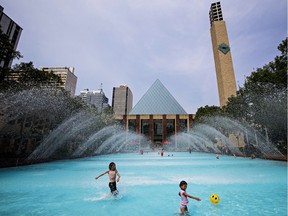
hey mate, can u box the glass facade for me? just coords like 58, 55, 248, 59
79, 89, 109, 113
166, 119, 175, 137
128, 119, 136, 132
124, 114, 193, 145
153, 119, 162, 142
130, 79, 187, 114
141, 119, 149, 136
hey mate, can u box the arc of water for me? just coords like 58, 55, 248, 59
73, 125, 122, 157
176, 133, 201, 151
189, 131, 219, 153
94, 131, 142, 155
27, 111, 96, 161
194, 124, 243, 155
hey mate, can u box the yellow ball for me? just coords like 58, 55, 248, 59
210, 194, 220, 204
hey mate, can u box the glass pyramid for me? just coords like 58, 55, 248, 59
129, 79, 187, 114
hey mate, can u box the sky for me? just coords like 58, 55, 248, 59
1, 0, 287, 113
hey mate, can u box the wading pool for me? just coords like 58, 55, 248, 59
0, 152, 286, 216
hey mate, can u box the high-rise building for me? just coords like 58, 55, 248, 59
0, 5, 23, 68
79, 88, 109, 113
112, 84, 133, 115
41, 66, 77, 96
209, 2, 237, 107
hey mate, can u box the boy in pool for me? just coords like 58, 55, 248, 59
95, 162, 120, 195
178, 180, 201, 214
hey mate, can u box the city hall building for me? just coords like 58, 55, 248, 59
114, 79, 194, 144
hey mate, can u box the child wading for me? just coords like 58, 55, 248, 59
95, 162, 121, 195
178, 180, 201, 214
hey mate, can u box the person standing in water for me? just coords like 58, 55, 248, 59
95, 162, 121, 195
178, 180, 201, 214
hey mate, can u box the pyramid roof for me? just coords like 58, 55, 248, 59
129, 79, 187, 114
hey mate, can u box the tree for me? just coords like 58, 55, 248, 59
224, 38, 287, 146
195, 105, 223, 122
0, 29, 22, 81
194, 38, 287, 152
13, 62, 63, 86
224, 90, 250, 121
243, 38, 287, 92
0, 62, 64, 92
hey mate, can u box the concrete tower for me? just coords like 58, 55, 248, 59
209, 2, 237, 107
112, 84, 133, 115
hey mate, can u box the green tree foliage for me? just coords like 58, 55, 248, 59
194, 38, 287, 151
195, 105, 223, 122
103, 106, 114, 115
224, 38, 287, 146
13, 62, 63, 86
0, 29, 22, 81
0, 62, 64, 92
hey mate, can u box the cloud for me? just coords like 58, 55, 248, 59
1, 0, 287, 113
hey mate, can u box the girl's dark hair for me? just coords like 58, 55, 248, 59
179, 180, 187, 187
109, 162, 116, 170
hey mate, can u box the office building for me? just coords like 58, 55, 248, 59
79, 88, 109, 113
41, 66, 77, 96
0, 5, 22, 68
209, 2, 237, 107
112, 84, 133, 115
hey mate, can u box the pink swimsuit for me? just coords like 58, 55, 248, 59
180, 189, 188, 208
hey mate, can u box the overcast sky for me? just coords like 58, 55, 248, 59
1, 0, 287, 113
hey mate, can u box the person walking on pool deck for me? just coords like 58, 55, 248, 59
95, 162, 120, 195
178, 180, 201, 214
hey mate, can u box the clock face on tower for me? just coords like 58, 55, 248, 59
218, 43, 230, 54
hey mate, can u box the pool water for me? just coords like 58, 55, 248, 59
0, 152, 287, 216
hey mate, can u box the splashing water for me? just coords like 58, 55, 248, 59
168, 116, 285, 160
27, 112, 146, 161
0, 87, 285, 165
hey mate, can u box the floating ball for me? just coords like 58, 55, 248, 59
210, 194, 220, 204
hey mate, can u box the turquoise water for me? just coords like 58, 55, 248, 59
0, 152, 287, 216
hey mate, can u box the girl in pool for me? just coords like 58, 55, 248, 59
95, 162, 121, 195
178, 180, 201, 214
